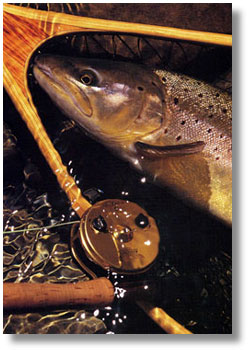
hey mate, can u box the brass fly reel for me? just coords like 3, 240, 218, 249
71, 199, 160, 276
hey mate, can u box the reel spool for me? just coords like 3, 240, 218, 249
71, 199, 160, 276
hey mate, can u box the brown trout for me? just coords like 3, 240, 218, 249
33, 55, 232, 225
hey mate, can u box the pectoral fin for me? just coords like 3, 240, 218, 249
135, 141, 205, 158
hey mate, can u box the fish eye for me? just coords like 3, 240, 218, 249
80, 71, 95, 86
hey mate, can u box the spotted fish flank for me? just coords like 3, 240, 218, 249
143, 69, 232, 224
33, 55, 232, 225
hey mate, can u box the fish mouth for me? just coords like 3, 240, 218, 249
33, 59, 92, 119
34, 56, 53, 78
33, 64, 66, 102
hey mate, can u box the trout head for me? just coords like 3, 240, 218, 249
33, 55, 165, 144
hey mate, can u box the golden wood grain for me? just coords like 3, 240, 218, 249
137, 301, 193, 334
3, 11, 86, 97
3, 8, 91, 217
4, 3, 232, 46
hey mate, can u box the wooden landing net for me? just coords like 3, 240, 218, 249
3, 3, 231, 334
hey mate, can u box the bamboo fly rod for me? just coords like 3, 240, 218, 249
137, 301, 193, 335
3, 3, 232, 47
3, 280, 192, 334
3, 3, 197, 333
